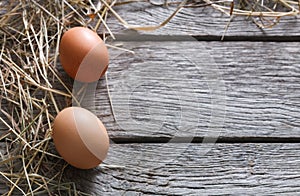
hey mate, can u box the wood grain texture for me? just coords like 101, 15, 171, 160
105, 2, 300, 37
1, 1, 300, 195
64, 143, 300, 195
90, 41, 300, 138
1, 41, 299, 138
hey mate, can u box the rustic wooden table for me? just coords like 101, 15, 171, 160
62, 3, 300, 195
1, 2, 300, 195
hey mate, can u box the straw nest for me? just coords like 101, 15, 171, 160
0, 0, 299, 195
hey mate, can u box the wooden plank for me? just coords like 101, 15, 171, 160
104, 2, 300, 37
1, 41, 299, 138
64, 143, 300, 195
90, 41, 300, 138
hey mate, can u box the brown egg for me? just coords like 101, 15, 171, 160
59, 27, 109, 83
52, 107, 109, 169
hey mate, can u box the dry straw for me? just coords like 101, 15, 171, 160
0, 0, 298, 195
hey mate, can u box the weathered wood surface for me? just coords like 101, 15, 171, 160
88, 41, 300, 138
3, 41, 299, 138
106, 2, 300, 38
63, 143, 300, 195
1, 40, 299, 194
1, 1, 300, 194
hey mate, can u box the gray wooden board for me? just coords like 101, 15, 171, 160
63, 143, 300, 195
1, 1, 300, 195
104, 2, 300, 37
87, 41, 300, 138
1, 41, 299, 138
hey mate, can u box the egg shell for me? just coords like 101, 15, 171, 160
52, 107, 109, 169
59, 27, 109, 83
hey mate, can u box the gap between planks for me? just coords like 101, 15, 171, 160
111, 33, 300, 42
111, 136, 300, 144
